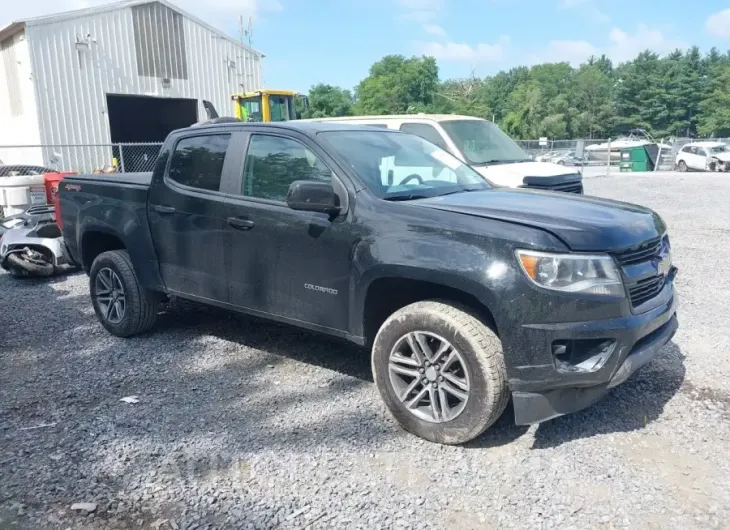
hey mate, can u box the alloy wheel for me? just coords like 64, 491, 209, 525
388, 331, 471, 423
95, 268, 126, 324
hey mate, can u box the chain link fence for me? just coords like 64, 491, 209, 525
0, 143, 164, 174
1, 137, 729, 176
516, 137, 730, 171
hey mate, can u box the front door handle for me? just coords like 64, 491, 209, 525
227, 217, 255, 230
153, 205, 176, 215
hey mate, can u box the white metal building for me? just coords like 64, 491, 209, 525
0, 0, 263, 170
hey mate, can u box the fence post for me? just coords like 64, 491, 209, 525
606, 138, 611, 177
119, 145, 126, 173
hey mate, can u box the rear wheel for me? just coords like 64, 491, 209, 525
677, 160, 688, 172
372, 300, 509, 445
89, 250, 159, 337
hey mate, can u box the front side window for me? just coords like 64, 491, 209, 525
320, 130, 490, 200
243, 135, 331, 201
440, 119, 530, 165
168, 134, 230, 192
399, 123, 450, 151
697, 148, 708, 157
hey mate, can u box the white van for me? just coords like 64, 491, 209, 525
303, 114, 583, 193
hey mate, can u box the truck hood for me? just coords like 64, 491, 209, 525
474, 161, 579, 188
713, 152, 730, 162
414, 189, 666, 251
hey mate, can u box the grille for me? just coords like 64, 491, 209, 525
612, 237, 662, 266
524, 181, 583, 194
628, 275, 666, 307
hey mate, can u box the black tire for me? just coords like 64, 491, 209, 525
677, 160, 687, 172
89, 250, 159, 337
372, 300, 509, 445
6, 252, 54, 277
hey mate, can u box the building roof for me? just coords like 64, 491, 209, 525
0, 0, 263, 56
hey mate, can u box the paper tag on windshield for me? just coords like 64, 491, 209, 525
431, 149, 462, 170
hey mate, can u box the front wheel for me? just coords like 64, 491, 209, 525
677, 160, 688, 172
89, 250, 160, 337
372, 300, 509, 445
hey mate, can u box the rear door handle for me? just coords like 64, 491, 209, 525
227, 217, 255, 230
153, 205, 176, 215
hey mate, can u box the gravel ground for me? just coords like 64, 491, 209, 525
1, 172, 729, 530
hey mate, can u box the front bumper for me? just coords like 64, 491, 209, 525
510, 270, 679, 425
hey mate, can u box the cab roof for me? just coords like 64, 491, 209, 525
180, 120, 404, 137
299, 114, 485, 123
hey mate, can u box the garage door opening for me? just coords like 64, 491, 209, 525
107, 94, 199, 171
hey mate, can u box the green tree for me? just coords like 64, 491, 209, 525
302, 84, 354, 118
698, 62, 730, 137
434, 76, 491, 118
573, 64, 614, 138
356, 55, 439, 115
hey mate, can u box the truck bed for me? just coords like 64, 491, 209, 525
65, 171, 152, 187
58, 171, 156, 280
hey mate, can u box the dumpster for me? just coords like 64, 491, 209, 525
619, 145, 655, 172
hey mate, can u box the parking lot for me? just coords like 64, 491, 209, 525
1, 172, 729, 530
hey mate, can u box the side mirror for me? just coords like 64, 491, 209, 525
286, 180, 340, 215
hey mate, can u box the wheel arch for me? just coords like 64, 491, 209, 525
79, 226, 165, 291
81, 229, 125, 272
357, 270, 500, 347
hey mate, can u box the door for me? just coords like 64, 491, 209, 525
148, 132, 235, 302
222, 132, 354, 332
692, 147, 709, 170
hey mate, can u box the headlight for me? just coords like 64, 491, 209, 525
516, 250, 624, 297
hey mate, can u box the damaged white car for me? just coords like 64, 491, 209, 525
675, 141, 730, 172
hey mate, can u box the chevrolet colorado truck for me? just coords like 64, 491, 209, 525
58, 121, 679, 445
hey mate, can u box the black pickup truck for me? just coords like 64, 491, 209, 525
59, 121, 678, 444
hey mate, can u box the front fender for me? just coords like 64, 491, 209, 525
348, 231, 526, 338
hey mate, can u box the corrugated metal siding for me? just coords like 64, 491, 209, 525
132, 2, 188, 80
25, 1, 262, 169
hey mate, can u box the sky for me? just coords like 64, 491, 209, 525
3, 0, 730, 93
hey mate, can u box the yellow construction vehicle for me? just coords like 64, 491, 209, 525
231, 89, 309, 122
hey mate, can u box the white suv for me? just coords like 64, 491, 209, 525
675, 141, 730, 172
303, 114, 583, 193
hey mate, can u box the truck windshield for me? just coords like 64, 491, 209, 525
440, 120, 531, 165
710, 145, 728, 153
320, 130, 491, 200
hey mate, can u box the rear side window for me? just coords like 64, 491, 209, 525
168, 134, 231, 192
399, 123, 449, 151
242, 134, 331, 201
681, 146, 693, 153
